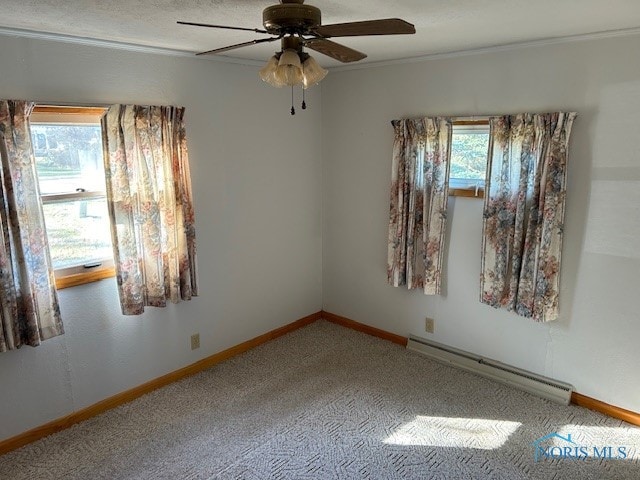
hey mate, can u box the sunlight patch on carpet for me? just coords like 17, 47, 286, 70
383, 416, 521, 450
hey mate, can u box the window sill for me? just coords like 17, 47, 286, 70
449, 187, 484, 199
55, 267, 116, 290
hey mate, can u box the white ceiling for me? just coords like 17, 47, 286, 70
2, 0, 640, 67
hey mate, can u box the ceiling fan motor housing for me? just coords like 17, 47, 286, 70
263, 1, 321, 35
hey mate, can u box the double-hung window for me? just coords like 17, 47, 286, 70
30, 106, 115, 288
449, 121, 490, 198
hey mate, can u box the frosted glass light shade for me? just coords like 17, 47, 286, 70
259, 55, 285, 87
275, 49, 304, 86
302, 56, 327, 88
278, 49, 302, 69
259, 49, 327, 90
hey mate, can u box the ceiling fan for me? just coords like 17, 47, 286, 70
179, 0, 415, 113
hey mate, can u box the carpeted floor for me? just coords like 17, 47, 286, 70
1, 320, 638, 479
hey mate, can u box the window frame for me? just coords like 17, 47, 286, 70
30, 105, 115, 289
449, 119, 489, 199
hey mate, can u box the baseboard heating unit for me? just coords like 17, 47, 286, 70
407, 335, 573, 405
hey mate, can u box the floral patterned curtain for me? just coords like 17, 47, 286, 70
387, 117, 452, 295
0, 100, 63, 351
481, 112, 576, 322
102, 105, 198, 315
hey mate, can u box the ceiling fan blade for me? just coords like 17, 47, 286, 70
305, 39, 367, 63
196, 37, 280, 56
313, 18, 415, 37
178, 21, 268, 34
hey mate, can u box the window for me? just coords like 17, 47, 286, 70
30, 106, 115, 289
449, 121, 490, 198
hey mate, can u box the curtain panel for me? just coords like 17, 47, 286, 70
0, 100, 63, 351
387, 117, 452, 295
480, 112, 576, 322
102, 105, 198, 316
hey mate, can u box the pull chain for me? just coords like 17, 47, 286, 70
290, 86, 295, 115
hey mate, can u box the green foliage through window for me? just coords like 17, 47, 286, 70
450, 130, 489, 182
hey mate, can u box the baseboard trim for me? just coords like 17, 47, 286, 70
321, 310, 408, 346
3, 310, 637, 454
0, 310, 322, 455
322, 310, 640, 426
571, 392, 640, 427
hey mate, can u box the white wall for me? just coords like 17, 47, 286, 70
322, 34, 640, 412
1, 30, 639, 443
0, 35, 323, 441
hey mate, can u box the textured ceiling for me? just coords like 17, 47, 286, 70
2, 0, 640, 67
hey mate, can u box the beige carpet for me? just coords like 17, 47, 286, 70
0, 320, 638, 479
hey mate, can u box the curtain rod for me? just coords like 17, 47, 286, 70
391, 112, 578, 124
390, 115, 491, 126
34, 101, 113, 108
452, 115, 491, 122
392, 115, 491, 121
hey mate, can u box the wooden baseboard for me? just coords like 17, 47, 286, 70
3, 310, 637, 454
321, 310, 408, 346
322, 310, 640, 426
0, 310, 322, 455
571, 392, 640, 427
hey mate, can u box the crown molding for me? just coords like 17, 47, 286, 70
0, 26, 264, 67
328, 26, 640, 72
2, 24, 640, 72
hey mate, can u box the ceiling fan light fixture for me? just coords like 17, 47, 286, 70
275, 64, 304, 87
275, 48, 304, 86
278, 48, 302, 69
301, 55, 327, 88
259, 54, 285, 87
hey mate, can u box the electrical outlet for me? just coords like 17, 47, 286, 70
190, 333, 200, 350
425, 317, 435, 334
